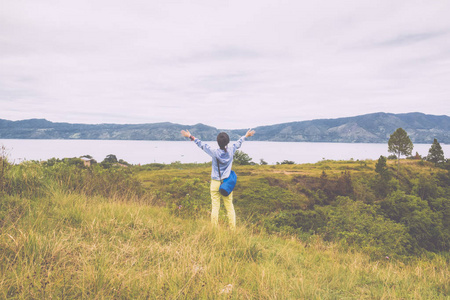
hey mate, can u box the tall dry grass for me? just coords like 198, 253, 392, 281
1, 190, 448, 299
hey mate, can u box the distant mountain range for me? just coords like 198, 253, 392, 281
0, 112, 449, 143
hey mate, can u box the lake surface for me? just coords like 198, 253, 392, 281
1, 139, 448, 165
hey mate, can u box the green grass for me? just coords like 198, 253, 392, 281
137, 158, 440, 188
1, 190, 448, 299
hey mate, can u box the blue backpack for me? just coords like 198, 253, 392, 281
216, 159, 237, 196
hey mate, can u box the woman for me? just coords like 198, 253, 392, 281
181, 129, 255, 229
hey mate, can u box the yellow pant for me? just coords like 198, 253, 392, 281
210, 180, 236, 229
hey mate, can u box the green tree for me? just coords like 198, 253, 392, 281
101, 154, 118, 168
103, 154, 118, 164
375, 155, 388, 177
380, 191, 443, 252
373, 155, 390, 197
388, 128, 413, 174
427, 138, 445, 166
63, 157, 84, 167
233, 150, 253, 165
118, 159, 130, 166
326, 197, 411, 257
336, 171, 353, 197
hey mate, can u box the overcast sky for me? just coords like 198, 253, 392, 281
1, 0, 449, 129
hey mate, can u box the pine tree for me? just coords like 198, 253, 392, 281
375, 155, 389, 178
427, 138, 445, 166
374, 155, 390, 197
388, 128, 413, 174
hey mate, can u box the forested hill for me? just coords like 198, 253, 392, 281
0, 112, 449, 143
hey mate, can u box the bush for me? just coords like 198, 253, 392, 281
2, 158, 145, 200
267, 207, 328, 234
336, 171, 353, 197
161, 177, 210, 218
325, 197, 411, 257
278, 160, 295, 165
237, 179, 307, 219
2, 161, 46, 198
380, 191, 445, 252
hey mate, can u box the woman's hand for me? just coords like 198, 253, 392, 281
181, 130, 191, 138
245, 129, 255, 138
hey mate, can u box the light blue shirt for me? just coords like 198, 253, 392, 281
194, 136, 246, 180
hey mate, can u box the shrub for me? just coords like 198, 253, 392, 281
278, 160, 295, 165
412, 176, 440, 201
237, 179, 307, 219
267, 207, 328, 234
325, 197, 411, 257
380, 191, 445, 252
2, 161, 46, 198
2, 158, 145, 200
161, 177, 210, 218
336, 171, 353, 197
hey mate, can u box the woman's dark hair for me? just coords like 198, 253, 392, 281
217, 132, 230, 150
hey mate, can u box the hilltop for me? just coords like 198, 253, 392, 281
1, 112, 449, 143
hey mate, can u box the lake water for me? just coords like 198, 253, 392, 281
1, 139, 448, 165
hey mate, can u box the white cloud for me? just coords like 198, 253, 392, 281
1, 0, 450, 129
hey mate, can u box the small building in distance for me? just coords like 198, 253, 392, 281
80, 157, 95, 167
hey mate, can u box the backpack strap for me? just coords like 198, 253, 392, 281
216, 158, 222, 183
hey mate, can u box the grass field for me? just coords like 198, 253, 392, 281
1, 156, 449, 298
1, 188, 448, 299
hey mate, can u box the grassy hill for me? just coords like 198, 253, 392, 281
1, 191, 448, 299
1, 156, 449, 298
